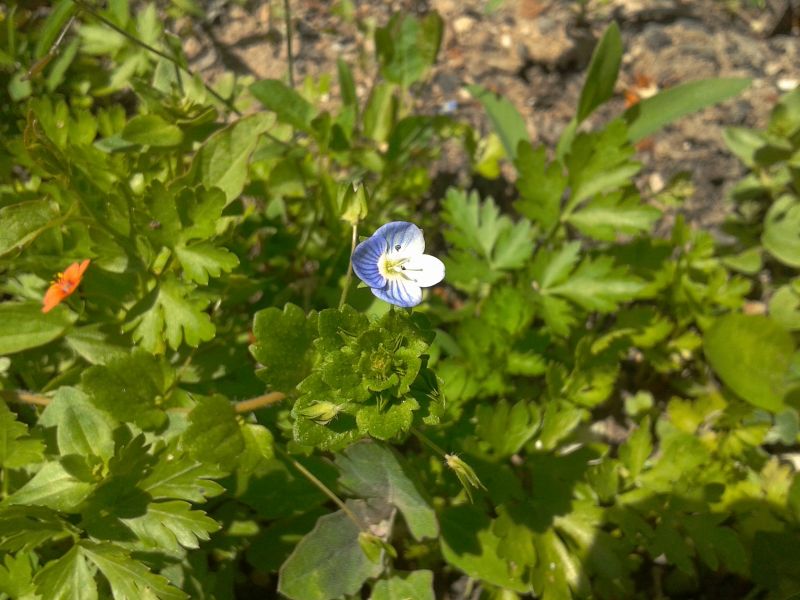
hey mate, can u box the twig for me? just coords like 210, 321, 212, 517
25, 13, 77, 80
69, 0, 242, 116
338, 223, 358, 308
283, 0, 295, 88
234, 392, 286, 413
1, 390, 51, 408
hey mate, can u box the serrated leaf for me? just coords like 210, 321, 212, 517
81, 541, 187, 600
278, 500, 390, 600
566, 191, 661, 241
442, 188, 534, 279
6, 462, 94, 512
251, 303, 318, 391
370, 570, 434, 600
546, 256, 644, 312
336, 441, 437, 540
0, 302, 77, 355
140, 451, 225, 503
355, 398, 418, 441
0, 552, 37, 599
476, 399, 540, 457
184, 396, 244, 472
0, 402, 44, 469
440, 505, 529, 593
0, 506, 71, 552
122, 501, 220, 555
132, 277, 215, 353
566, 120, 640, 208
514, 142, 566, 231
175, 243, 239, 285
704, 314, 794, 411
34, 545, 98, 600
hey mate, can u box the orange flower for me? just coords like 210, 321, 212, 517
42, 259, 90, 313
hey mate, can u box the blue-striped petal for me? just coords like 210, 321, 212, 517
371, 279, 422, 308
351, 235, 386, 289
372, 222, 425, 258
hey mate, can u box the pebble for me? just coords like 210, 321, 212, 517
778, 78, 798, 91
453, 16, 474, 34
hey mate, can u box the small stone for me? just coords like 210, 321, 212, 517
649, 173, 665, 194
500, 33, 512, 48
453, 16, 474, 34
778, 77, 798, 91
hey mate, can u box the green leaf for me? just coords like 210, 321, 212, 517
375, 12, 443, 88
140, 451, 225, 503
191, 113, 273, 204
355, 398, 418, 440
619, 416, 652, 479
704, 314, 794, 411
0, 402, 44, 469
81, 541, 187, 600
370, 570, 434, 600
467, 84, 528, 161
6, 462, 94, 512
174, 243, 239, 285
0, 506, 71, 552
0, 303, 76, 355
278, 500, 390, 600
132, 276, 215, 353
566, 191, 661, 241
34, 545, 98, 600
624, 78, 751, 142
440, 505, 529, 593
122, 500, 220, 555
566, 119, 640, 208
0, 551, 36, 599
576, 22, 622, 123
762, 195, 800, 268
184, 395, 245, 472
443, 188, 534, 274
336, 441, 438, 540
476, 399, 541, 457
39, 387, 115, 462
121, 114, 183, 147
514, 142, 566, 231
250, 79, 317, 132
81, 350, 169, 425
770, 284, 800, 331
0, 199, 58, 257
251, 303, 318, 391
546, 256, 644, 312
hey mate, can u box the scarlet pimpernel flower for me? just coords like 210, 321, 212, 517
42, 259, 90, 313
351, 222, 445, 308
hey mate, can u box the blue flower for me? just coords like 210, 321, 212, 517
351, 221, 445, 308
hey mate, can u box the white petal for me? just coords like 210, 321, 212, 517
401, 254, 445, 288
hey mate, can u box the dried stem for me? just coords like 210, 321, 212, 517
1, 390, 51, 408
234, 392, 286, 413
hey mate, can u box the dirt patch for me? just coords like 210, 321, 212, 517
180, 0, 800, 226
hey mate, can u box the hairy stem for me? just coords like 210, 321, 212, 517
339, 223, 359, 308
234, 392, 286, 413
1, 390, 51, 408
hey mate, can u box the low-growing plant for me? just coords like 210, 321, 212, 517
0, 3, 798, 599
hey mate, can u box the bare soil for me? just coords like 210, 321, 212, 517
179, 0, 800, 227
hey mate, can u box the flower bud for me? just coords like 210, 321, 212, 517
296, 401, 340, 425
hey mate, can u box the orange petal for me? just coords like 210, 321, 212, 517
62, 259, 90, 284
42, 285, 66, 313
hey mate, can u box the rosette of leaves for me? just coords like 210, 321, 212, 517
251, 304, 443, 450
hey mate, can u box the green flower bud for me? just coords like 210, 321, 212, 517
445, 453, 486, 503
296, 401, 340, 425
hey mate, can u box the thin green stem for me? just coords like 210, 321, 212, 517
411, 426, 448, 459
283, 0, 295, 88
275, 446, 365, 530
338, 223, 358, 308
70, 0, 242, 116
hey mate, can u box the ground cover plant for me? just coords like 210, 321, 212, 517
1, 1, 800, 598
